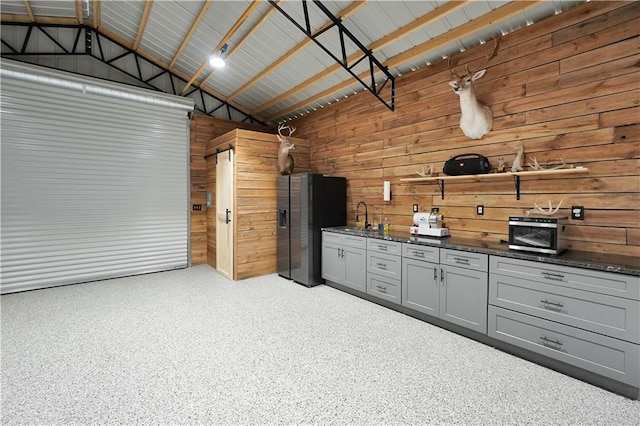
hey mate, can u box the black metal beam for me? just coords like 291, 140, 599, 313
0, 22, 266, 125
268, 0, 395, 111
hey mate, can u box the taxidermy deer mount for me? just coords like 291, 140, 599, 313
448, 35, 501, 140
277, 124, 296, 175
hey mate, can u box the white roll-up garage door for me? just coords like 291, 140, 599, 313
1, 60, 194, 294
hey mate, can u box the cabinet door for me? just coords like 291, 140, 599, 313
343, 246, 367, 292
402, 258, 439, 316
321, 242, 343, 283
440, 265, 488, 333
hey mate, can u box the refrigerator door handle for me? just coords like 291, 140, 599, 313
278, 209, 287, 227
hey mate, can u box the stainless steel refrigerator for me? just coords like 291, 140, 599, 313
277, 173, 346, 287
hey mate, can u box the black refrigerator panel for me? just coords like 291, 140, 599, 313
309, 175, 347, 285
276, 176, 290, 279
289, 174, 307, 285
277, 173, 346, 287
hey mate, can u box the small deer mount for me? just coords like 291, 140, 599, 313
512, 144, 525, 172
448, 35, 501, 140
277, 124, 296, 175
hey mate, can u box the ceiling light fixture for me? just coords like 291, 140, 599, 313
209, 43, 228, 69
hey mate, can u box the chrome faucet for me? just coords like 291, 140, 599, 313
356, 201, 371, 229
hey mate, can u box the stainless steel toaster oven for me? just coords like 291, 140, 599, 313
508, 215, 568, 255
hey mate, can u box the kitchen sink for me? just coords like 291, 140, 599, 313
340, 227, 378, 235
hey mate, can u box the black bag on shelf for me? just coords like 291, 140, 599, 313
443, 153, 490, 176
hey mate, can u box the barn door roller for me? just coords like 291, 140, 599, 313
268, 0, 395, 111
207, 143, 234, 162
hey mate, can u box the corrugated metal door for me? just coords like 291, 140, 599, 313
0, 60, 194, 294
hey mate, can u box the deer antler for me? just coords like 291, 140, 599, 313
527, 199, 564, 216
416, 165, 434, 177
277, 123, 296, 141
447, 55, 462, 79
481, 34, 501, 69
448, 34, 501, 77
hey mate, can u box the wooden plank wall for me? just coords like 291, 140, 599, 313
205, 129, 311, 279
292, 1, 640, 258
190, 116, 270, 265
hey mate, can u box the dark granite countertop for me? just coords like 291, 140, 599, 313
323, 226, 640, 277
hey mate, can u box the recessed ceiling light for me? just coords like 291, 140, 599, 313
208, 43, 228, 69
209, 56, 225, 68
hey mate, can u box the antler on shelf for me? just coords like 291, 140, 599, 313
416, 165, 434, 177
526, 199, 564, 216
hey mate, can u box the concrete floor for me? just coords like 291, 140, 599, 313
2, 264, 639, 425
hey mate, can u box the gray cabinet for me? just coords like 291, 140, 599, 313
402, 245, 439, 315
440, 249, 488, 334
321, 231, 367, 292
402, 245, 488, 334
489, 306, 639, 387
488, 256, 640, 388
367, 239, 402, 303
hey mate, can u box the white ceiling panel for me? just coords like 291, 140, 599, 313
0, 0, 590, 124
100, 1, 145, 44
139, 1, 201, 65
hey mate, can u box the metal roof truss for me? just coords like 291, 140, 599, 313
0, 22, 265, 125
268, 0, 395, 111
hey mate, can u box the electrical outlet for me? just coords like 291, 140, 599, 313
571, 206, 584, 220
413, 204, 418, 213
476, 205, 484, 216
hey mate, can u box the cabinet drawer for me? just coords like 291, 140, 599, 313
402, 243, 439, 263
367, 251, 401, 280
490, 256, 640, 300
488, 306, 640, 387
343, 234, 367, 249
322, 231, 342, 245
367, 273, 401, 304
489, 275, 639, 344
441, 249, 488, 272
368, 238, 402, 255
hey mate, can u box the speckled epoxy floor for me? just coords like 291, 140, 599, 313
2, 265, 639, 425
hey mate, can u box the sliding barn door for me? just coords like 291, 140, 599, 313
0, 60, 194, 294
216, 149, 235, 279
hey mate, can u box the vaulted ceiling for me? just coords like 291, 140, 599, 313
1, 0, 585, 125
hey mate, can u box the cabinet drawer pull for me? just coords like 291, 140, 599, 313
440, 268, 444, 286
376, 262, 387, 270
414, 251, 424, 258
337, 248, 340, 258
376, 285, 387, 292
541, 299, 564, 309
378, 245, 388, 251
433, 267, 438, 282
541, 271, 565, 282
454, 256, 470, 265
341, 249, 344, 258
540, 336, 563, 348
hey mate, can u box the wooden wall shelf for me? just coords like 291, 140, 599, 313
399, 167, 589, 200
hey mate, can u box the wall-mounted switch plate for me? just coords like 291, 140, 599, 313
413, 204, 418, 213
571, 206, 584, 220
193, 204, 202, 211
476, 205, 484, 215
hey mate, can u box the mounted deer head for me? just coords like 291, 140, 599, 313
448, 35, 501, 140
277, 124, 296, 175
